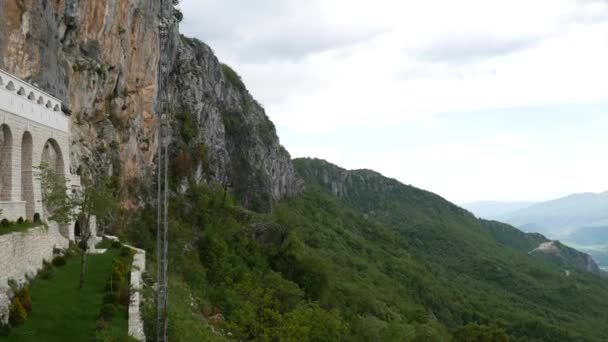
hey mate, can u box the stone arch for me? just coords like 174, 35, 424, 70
53, 104, 60, 112
40, 138, 65, 215
17, 87, 26, 96
21, 132, 34, 219
0, 76, 3, 86
41, 138, 65, 177
37, 96, 44, 105
27, 91, 36, 101
6, 81, 15, 91
0, 124, 13, 200
45, 100, 52, 109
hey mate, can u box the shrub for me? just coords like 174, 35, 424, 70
221, 63, 246, 92
95, 318, 108, 331
16, 287, 32, 313
33, 213, 41, 223
39, 261, 54, 280
0, 219, 9, 228
16, 217, 24, 224
0, 322, 9, 336
118, 284, 131, 306
120, 246, 133, 258
111, 240, 122, 249
9, 298, 27, 326
106, 263, 125, 292
103, 292, 119, 305
99, 304, 117, 320
52, 255, 67, 267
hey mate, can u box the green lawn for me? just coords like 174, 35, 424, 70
3, 249, 124, 342
0, 222, 45, 236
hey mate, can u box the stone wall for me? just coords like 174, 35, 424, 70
127, 245, 146, 341
0, 222, 69, 323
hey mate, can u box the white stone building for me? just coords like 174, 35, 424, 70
0, 69, 80, 228
0, 69, 84, 323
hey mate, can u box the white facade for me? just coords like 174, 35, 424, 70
0, 69, 76, 222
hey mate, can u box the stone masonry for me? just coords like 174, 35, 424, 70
0, 68, 81, 323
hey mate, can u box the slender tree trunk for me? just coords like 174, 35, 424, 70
79, 242, 87, 289
79, 206, 92, 289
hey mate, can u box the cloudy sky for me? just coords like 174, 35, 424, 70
180, 0, 608, 204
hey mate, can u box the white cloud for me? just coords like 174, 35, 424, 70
180, 0, 608, 202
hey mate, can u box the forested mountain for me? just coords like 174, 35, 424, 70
123, 157, 608, 341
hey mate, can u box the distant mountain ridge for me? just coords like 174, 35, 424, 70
463, 191, 608, 239
461, 201, 536, 218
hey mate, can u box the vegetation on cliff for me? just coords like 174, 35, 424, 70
113, 159, 608, 341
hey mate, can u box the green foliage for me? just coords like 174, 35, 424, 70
15, 288, 31, 313
221, 111, 273, 212
176, 111, 195, 143
99, 304, 117, 320
131, 157, 608, 341
52, 255, 67, 267
9, 298, 27, 326
452, 323, 510, 342
38, 163, 118, 232
16, 217, 23, 224
38, 261, 54, 280
221, 63, 246, 92
1, 219, 9, 227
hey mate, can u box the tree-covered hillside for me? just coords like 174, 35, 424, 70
118, 157, 608, 341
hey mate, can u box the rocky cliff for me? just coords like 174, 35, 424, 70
0, 0, 298, 209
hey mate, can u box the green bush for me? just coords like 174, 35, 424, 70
99, 304, 117, 320
39, 261, 54, 280
52, 255, 67, 267
16, 287, 32, 313
111, 240, 122, 249
9, 298, 27, 326
95, 318, 109, 332
221, 63, 246, 92
103, 292, 119, 305
0, 322, 10, 336
0, 219, 9, 228
16, 217, 24, 224
118, 284, 131, 307
120, 246, 133, 258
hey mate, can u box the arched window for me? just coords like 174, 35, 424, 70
17, 87, 26, 96
46, 100, 52, 109
28, 91, 36, 101
0, 125, 13, 201
0, 76, 4, 87
37, 96, 44, 105
6, 81, 15, 91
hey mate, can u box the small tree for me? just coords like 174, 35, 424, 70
38, 164, 118, 288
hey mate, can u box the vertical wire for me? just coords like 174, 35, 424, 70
156, 1, 165, 341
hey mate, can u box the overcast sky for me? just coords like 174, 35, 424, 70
180, 0, 608, 204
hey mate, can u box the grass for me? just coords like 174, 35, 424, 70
4, 249, 123, 342
0, 222, 44, 236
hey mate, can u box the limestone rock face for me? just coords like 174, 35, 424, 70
0, 0, 299, 209
170, 37, 300, 210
